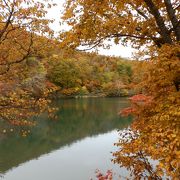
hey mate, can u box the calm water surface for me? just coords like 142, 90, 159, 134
0, 98, 132, 180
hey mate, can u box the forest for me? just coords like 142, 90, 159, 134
47, 51, 135, 97
0, 0, 179, 180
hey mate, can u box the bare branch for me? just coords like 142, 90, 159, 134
77, 33, 152, 51
174, 4, 180, 11
0, 1, 15, 40
129, 3, 149, 20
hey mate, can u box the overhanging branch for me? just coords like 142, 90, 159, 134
144, 0, 173, 44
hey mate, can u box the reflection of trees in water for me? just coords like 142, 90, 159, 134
0, 98, 132, 173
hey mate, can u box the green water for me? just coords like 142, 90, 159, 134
0, 98, 132, 180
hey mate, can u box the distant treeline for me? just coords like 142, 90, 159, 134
46, 51, 137, 97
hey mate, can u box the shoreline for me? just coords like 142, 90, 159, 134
50, 93, 132, 99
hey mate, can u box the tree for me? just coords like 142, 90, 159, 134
61, 0, 180, 179
48, 58, 81, 88
0, 0, 56, 134
61, 0, 179, 47
0, 0, 55, 74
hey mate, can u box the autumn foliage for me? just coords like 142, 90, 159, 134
61, 0, 180, 179
114, 45, 180, 179
47, 52, 133, 97
0, 0, 179, 178
95, 170, 113, 180
0, 0, 57, 133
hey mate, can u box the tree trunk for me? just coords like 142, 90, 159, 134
144, 0, 173, 44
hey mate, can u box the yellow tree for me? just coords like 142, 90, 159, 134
0, 0, 57, 134
61, 0, 180, 179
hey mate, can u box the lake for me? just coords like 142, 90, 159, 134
0, 97, 132, 180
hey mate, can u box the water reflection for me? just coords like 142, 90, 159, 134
0, 98, 132, 179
